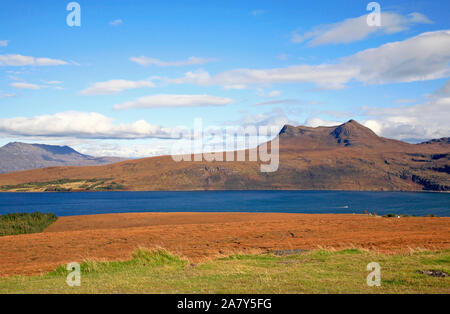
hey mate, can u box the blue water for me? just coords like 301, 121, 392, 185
0, 191, 449, 217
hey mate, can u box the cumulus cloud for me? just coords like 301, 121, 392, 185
292, 79, 449, 142
10, 82, 41, 90
130, 56, 217, 67
167, 30, 450, 89
114, 94, 233, 110
292, 12, 433, 46
362, 82, 450, 142
0, 111, 176, 140
304, 81, 450, 142
0, 54, 68, 66
0, 40, 9, 47
80, 79, 155, 95
346, 30, 450, 84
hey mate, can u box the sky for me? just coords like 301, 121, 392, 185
0, 0, 449, 157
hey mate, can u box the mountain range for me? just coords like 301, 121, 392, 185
0, 120, 448, 192
0, 142, 126, 173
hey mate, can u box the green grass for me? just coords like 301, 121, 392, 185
0, 178, 114, 192
93, 182, 125, 191
0, 212, 58, 236
0, 248, 448, 294
0, 179, 82, 191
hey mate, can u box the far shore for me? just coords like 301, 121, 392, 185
1, 187, 449, 193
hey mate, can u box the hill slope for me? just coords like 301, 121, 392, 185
0, 142, 127, 173
0, 120, 448, 192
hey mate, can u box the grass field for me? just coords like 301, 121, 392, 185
0, 248, 448, 294
0, 178, 123, 192
0, 212, 57, 236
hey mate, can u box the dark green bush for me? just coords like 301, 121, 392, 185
0, 212, 58, 236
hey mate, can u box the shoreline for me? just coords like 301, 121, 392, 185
1, 188, 449, 193
1, 211, 448, 218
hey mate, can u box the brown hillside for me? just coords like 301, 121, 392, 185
0, 120, 449, 192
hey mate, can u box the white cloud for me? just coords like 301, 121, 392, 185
114, 94, 233, 110
293, 79, 450, 142
75, 141, 171, 158
109, 19, 123, 26
0, 40, 9, 47
303, 83, 450, 142
10, 82, 41, 90
130, 56, 217, 67
80, 79, 155, 95
0, 111, 176, 139
171, 65, 357, 90
346, 30, 450, 84
0, 54, 68, 66
304, 117, 342, 127
363, 99, 450, 141
215, 65, 356, 90
292, 12, 433, 46
362, 80, 450, 141
408, 12, 433, 24
168, 30, 450, 89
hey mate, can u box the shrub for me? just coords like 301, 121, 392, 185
0, 212, 57, 236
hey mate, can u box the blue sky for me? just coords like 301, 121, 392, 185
0, 0, 449, 157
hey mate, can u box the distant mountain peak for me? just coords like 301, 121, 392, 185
2, 142, 83, 156
4, 141, 28, 148
0, 142, 127, 173
278, 119, 386, 148
331, 120, 378, 139
279, 124, 301, 136
420, 137, 450, 145
32, 143, 84, 156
